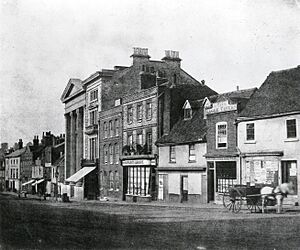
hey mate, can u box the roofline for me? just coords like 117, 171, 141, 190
237, 110, 300, 122
61, 89, 85, 103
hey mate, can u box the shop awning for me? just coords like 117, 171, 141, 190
65, 167, 96, 183
35, 179, 45, 185
22, 180, 35, 186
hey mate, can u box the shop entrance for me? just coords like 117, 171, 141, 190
216, 161, 237, 193
281, 161, 297, 194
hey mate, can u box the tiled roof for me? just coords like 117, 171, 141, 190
208, 88, 257, 103
239, 66, 300, 118
6, 147, 27, 158
156, 107, 207, 145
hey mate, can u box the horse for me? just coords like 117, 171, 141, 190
260, 182, 294, 213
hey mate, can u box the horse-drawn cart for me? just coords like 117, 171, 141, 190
222, 184, 277, 213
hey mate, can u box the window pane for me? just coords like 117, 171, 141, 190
287, 119, 296, 138
246, 123, 255, 141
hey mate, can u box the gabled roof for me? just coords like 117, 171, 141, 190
6, 147, 28, 158
60, 78, 83, 103
208, 88, 257, 103
156, 106, 207, 145
239, 66, 300, 118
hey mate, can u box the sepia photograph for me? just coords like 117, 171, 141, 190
0, 0, 300, 249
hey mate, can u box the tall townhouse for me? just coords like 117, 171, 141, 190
237, 66, 300, 204
5, 139, 33, 192
99, 101, 122, 200
204, 88, 256, 203
110, 48, 217, 202
156, 100, 208, 203
0, 143, 8, 191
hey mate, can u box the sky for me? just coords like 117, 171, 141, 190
0, 0, 299, 146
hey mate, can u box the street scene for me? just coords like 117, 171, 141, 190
1, 193, 300, 249
1, 0, 300, 249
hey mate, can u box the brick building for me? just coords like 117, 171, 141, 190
204, 88, 256, 203
99, 101, 122, 200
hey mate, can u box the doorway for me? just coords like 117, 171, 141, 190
207, 161, 215, 202
281, 161, 297, 194
181, 175, 188, 202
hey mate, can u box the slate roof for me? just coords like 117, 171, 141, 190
6, 147, 27, 158
156, 103, 207, 145
239, 66, 300, 118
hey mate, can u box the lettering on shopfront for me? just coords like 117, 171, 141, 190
206, 101, 237, 114
122, 159, 156, 166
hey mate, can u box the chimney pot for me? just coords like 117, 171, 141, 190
237, 85, 240, 91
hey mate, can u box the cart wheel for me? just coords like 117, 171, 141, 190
247, 197, 262, 213
223, 189, 234, 211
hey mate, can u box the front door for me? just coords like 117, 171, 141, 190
208, 169, 215, 202
181, 176, 188, 202
281, 161, 297, 194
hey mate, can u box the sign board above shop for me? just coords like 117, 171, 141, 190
122, 159, 156, 166
206, 100, 237, 114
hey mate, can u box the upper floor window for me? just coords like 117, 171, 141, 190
146, 131, 152, 154
104, 122, 108, 138
115, 119, 119, 136
169, 146, 176, 163
286, 119, 297, 138
104, 145, 108, 164
109, 171, 114, 190
109, 120, 113, 137
109, 144, 113, 164
216, 122, 227, 149
115, 171, 120, 190
189, 144, 196, 162
114, 143, 119, 164
127, 105, 133, 124
127, 134, 133, 146
184, 108, 192, 120
90, 89, 98, 102
89, 138, 97, 160
89, 110, 97, 125
137, 131, 143, 145
146, 100, 152, 120
137, 103, 143, 121
246, 123, 255, 141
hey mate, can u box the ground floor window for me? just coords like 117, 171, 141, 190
216, 161, 237, 193
127, 166, 151, 196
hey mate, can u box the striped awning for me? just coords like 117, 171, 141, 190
22, 180, 35, 186
65, 167, 96, 183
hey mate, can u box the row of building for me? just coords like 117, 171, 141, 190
60, 47, 300, 204
0, 133, 65, 196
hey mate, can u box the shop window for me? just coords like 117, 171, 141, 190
216, 161, 236, 193
169, 146, 176, 163
216, 122, 227, 148
286, 119, 297, 138
189, 144, 196, 162
137, 131, 143, 145
146, 100, 152, 120
246, 123, 255, 141
127, 167, 150, 196
127, 105, 133, 124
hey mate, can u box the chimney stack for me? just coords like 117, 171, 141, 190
130, 47, 150, 65
161, 50, 181, 67
18, 139, 23, 149
236, 85, 240, 91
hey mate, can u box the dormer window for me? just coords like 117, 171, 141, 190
183, 100, 192, 120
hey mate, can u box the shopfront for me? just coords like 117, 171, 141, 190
121, 157, 157, 202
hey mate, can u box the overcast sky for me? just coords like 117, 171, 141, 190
0, 0, 299, 146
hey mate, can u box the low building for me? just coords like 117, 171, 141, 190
156, 100, 208, 203
237, 66, 300, 204
204, 88, 256, 203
